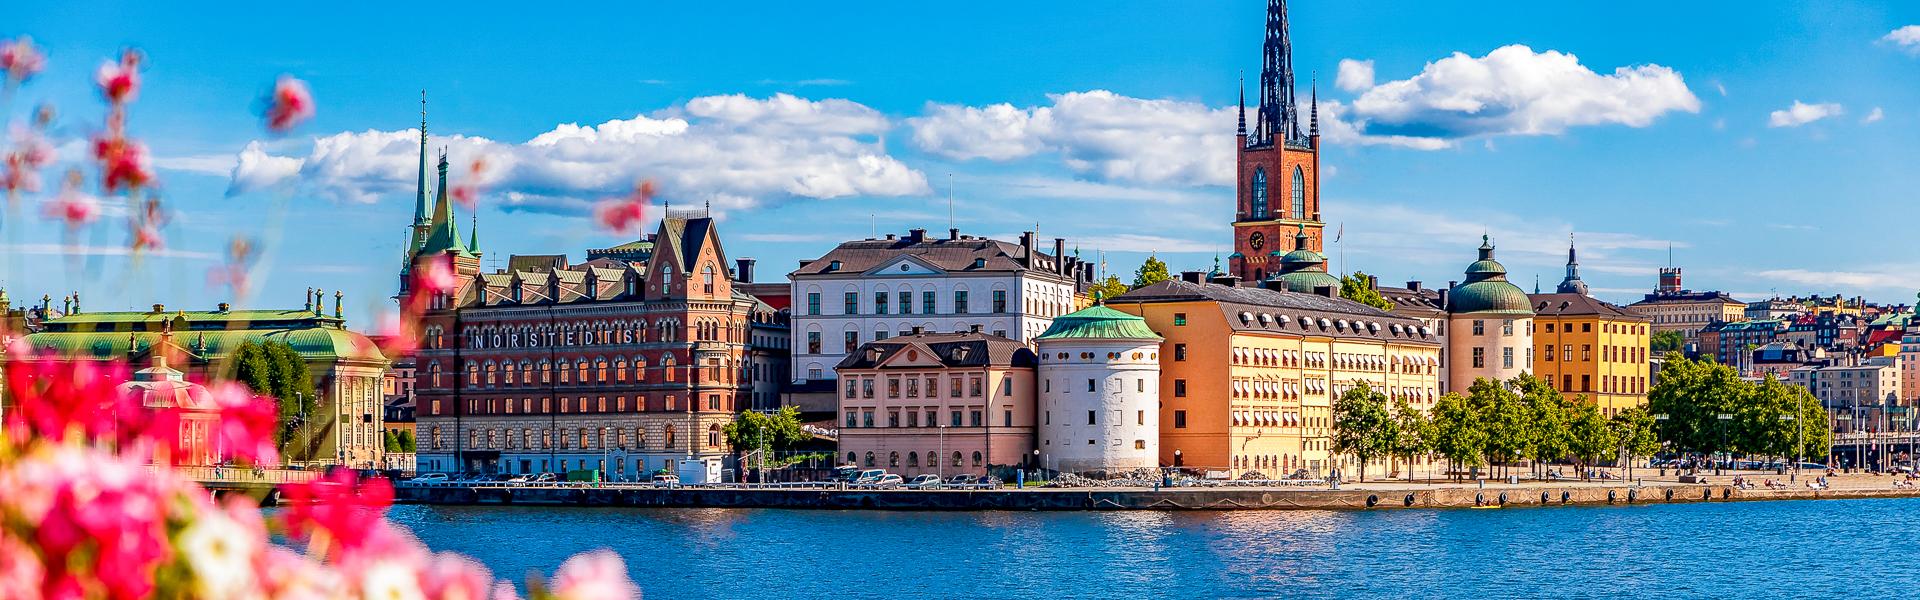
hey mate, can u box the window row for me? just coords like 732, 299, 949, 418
853, 450, 982, 469
428, 423, 724, 451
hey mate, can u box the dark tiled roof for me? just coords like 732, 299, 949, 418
1112, 279, 1438, 344
1376, 285, 1445, 317
1528, 293, 1648, 320
792, 234, 1068, 279
835, 332, 1038, 370
1631, 290, 1744, 306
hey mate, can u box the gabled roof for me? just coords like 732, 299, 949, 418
835, 332, 1038, 370
1112, 279, 1437, 344
1528, 293, 1648, 321
792, 233, 1066, 279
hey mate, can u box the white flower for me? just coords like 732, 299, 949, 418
360, 562, 426, 600
180, 509, 261, 600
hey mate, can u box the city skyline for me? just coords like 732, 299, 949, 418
6, 1, 1920, 324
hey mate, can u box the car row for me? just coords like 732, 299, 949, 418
838, 467, 996, 489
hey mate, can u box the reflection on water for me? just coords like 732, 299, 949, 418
387, 497, 1920, 599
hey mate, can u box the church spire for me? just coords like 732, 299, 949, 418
416, 149, 471, 258
468, 213, 481, 256
1236, 75, 1247, 137
412, 91, 430, 229
1555, 233, 1589, 295
1309, 75, 1319, 138
1256, 0, 1302, 145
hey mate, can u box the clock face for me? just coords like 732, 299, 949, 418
1248, 232, 1266, 251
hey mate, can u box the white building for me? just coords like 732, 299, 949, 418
788, 228, 1090, 384
1443, 236, 1535, 392
1034, 305, 1163, 475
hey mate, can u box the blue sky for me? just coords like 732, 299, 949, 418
6, 1, 1919, 325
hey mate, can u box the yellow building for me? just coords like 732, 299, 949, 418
1530, 293, 1651, 417
1624, 267, 1744, 338
1110, 275, 1442, 478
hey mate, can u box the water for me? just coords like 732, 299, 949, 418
388, 498, 1920, 599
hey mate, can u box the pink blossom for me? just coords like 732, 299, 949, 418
94, 136, 153, 194
371, 311, 421, 358
94, 50, 141, 104
549, 550, 638, 600
206, 382, 280, 466
0, 36, 45, 83
265, 75, 315, 132
592, 180, 654, 234
419, 553, 492, 600
279, 470, 395, 557
0, 533, 45, 600
42, 173, 100, 229
450, 157, 488, 211
3, 126, 54, 194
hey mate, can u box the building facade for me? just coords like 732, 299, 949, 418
1625, 267, 1745, 339
1230, 0, 1324, 283
834, 332, 1038, 477
1034, 305, 1163, 475
788, 227, 1088, 385
1529, 294, 1651, 416
1444, 236, 1535, 393
1110, 276, 1442, 478
1790, 358, 1901, 435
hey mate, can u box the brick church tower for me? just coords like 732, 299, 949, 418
1230, 0, 1323, 283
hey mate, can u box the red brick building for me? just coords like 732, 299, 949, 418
1229, 0, 1325, 283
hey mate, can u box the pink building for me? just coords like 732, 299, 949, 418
835, 332, 1037, 477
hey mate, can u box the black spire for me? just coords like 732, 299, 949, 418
1237, 76, 1247, 137
1556, 234, 1589, 295
1256, 0, 1302, 145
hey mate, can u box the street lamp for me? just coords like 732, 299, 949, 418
1781, 413, 1800, 482
1715, 413, 1734, 475
1652, 413, 1670, 476
938, 423, 948, 479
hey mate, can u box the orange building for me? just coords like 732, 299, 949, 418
1110, 276, 1441, 478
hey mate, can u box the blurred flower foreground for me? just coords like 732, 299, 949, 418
0, 347, 642, 600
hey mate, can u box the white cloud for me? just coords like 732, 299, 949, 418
1767, 101, 1843, 128
1072, 232, 1219, 254
908, 90, 1234, 186
1863, 107, 1884, 124
1757, 268, 1920, 291
229, 93, 928, 210
153, 154, 236, 176
1883, 25, 1920, 54
1342, 45, 1699, 146
1335, 59, 1374, 93
992, 176, 1215, 205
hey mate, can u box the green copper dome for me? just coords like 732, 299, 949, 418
1268, 230, 1342, 294
1448, 235, 1534, 315
1036, 305, 1163, 341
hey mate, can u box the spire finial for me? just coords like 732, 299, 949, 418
1257, 0, 1301, 143
1237, 74, 1247, 137
1309, 72, 1320, 138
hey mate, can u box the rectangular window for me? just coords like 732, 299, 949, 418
1175, 344, 1188, 361
1502, 320, 1514, 336
808, 332, 822, 354
992, 290, 1007, 313
844, 378, 857, 398
1137, 379, 1144, 392
1174, 410, 1187, 429
807, 293, 821, 315
1563, 374, 1573, 391
1003, 410, 1012, 427
927, 377, 938, 397
950, 377, 962, 398
908, 411, 919, 427
1544, 345, 1555, 362
888, 411, 899, 427
862, 379, 874, 398
876, 294, 888, 315
1502, 347, 1514, 369
898, 292, 912, 314
1582, 322, 1592, 333
1087, 378, 1096, 392
1001, 378, 1012, 396
906, 378, 919, 397
1174, 379, 1187, 397
969, 410, 982, 427
1582, 345, 1592, 361
1545, 323, 1555, 333
844, 292, 859, 315
1174, 313, 1187, 326
951, 411, 963, 427
923, 291, 937, 314
1582, 374, 1592, 392
1564, 346, 1573, 362
845, 331, 859, 353
875, 330, 888, 342
1472, 347, 1486, 368
955, 291, 970, 314
845, 411, 857, 428
887, 378, 900, 397
1087, 410, 1096, 425
1473, 320, 1485, 335
862, 411, 874, 428
1137, 410, 1145, 425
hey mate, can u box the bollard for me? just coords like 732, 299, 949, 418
1497, 492, 1507, 506
1366, 494, 1379, 508
1540, 491, 1550, 505
1404, 493, 1415, 507
1607, 489, 1617, 504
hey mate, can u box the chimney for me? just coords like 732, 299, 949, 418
1406, 281, 1421, 292
151, 303, 165, 313
1210, 275, 1240, 287
333, 290, 343, 318
884, 233, 896, 240
1437, 288, 1451, 311
1261, 279, 1288, 293
735, 258, 756, 283
1180, 271, 1205, 284
1019, 232, 1035, 268
218, 302, 231, 312
948, 228, 960, 241
1367, 274, 1378, 290
1313, 285, 1335, 298
1053, 238, 1066, 274
71, 292, 80, 314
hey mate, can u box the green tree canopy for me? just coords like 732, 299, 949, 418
1650, 330, 1685, 354
1468, 377, 1530, 477
724, 406, 814, 468
226, 340, 320, 461
1090, 275, 1129, 302
1567, 402, 1618, 479
1132, 255, 1171, 288
1429, 392, 1485, 478
1331, 381, 1395, 481
1611, 406, 1661, 469
1338, 271, 1394, 311
1389, 396, 1432, 480
1515, 373, 1571, 475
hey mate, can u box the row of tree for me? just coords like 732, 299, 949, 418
1646, 353, 1830, 462
1333, 375, 1660, 481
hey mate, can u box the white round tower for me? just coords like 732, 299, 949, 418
1035, 305, 1163, 476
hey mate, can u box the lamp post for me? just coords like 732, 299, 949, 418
1715, 413, 1734, 475
1782, 413, 1799, 483
938, 423, 948, 479
1652, 413, 1670, 477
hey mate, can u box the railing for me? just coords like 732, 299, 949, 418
172, 465, 322, 485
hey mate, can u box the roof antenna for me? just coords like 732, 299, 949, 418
947, 172, 955, 231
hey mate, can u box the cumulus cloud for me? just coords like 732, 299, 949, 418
228, 93, 929, 209
908, 90, 1234, 186
1884, 26, 1920, 54
1767, 101, 1843, 128
1335, 59, 1374, 93
1863, 107, 1884, 124
1343, 45, 1699, 145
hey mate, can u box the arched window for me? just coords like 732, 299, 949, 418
467, 364, 479, 385
702, 264, 716, 294
847, 451, 858, 464
889, 451, 900, 467
972, 451, 983, 467
864, 451, 876, 467
428, 362, 443, 387
952, 451, 963, 467
1291, 165, 1306, 219
633, 357, 648, 383
664, 425, 676, 449
708, 424, 721, 448
501, 362, 516, 386
663, 355, 676, 382
908, 452, 919, 467
613, 358, 627, 382
1250, 167, 1268, 218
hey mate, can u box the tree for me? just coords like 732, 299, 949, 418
1132, 254, 1171, 288
1389, 397, 1431, 481
396, 429, 417, 453
1338, 271, 1394, 311
383, 430, 403, 453
1090, 275, 1129, 302
1567, 403, 1618, 480
1611, 406, 1661, 479
1428, 392, 1484, 480
1468, 377, 1529, 478
1331, 381, 1394, 481
1514, 374, 1571, 478
724, 406, 814, 473
1646, 352, 1745, 459
1650, 330, 1685, 354
227, 339, 319, 461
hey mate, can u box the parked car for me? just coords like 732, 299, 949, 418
652, 474, 679, 488
530, 472, 557, 483
407, 473, 450, 484
945, 474, 977, 486
904, 474, 944, 489
848, 469, 886, 484
873, 474, 904, 488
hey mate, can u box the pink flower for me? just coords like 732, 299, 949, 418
94, 136, 153, 194
0, 533, 45, 600
206, 382, 280, 466
265, 75, 315, 132
0, 36, 45, 83
3, 125, 54, 194
419, 553, 492, 600
549, 550, 638, 600
592, 180, 654, 235
42, 173, 100, 229
279, 470, 395, 557
94, 50, 141, 104
450, 157, 488, 211
371, 311, 421, 358
1, 355, 133, 444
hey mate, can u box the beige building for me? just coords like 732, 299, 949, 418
1626, 268, 1745, 338
1443, 237, 1535, 393
835, 332, 1037, 477
1790, 357, 1900, 435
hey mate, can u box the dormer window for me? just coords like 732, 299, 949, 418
972, 258, 986, 268
828, 260, 842, 271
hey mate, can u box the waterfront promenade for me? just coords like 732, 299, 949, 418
392, 471, 1920, 511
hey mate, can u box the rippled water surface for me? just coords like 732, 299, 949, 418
388, 497, 1920, 599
